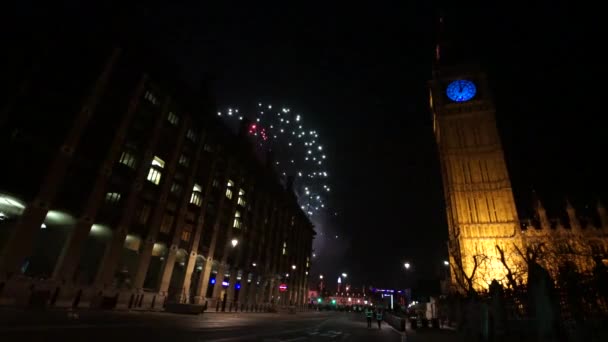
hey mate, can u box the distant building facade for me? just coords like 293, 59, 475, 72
0, 38, 314, 310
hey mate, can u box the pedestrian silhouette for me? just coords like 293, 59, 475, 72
365, 306, 373, 328
376, 308, 383, 329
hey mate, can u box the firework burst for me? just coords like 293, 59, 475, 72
217, 102, 331, 218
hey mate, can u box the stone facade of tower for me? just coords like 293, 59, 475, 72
429, 65, 524, 292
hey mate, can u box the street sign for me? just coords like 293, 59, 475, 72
279, 283, 287, 292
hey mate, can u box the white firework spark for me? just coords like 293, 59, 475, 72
217, 102, 332, 218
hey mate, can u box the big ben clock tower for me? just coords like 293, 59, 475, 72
430, 17, 523, 292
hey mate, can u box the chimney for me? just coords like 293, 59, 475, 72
598, 200, 608, 230
565, 199, 581, 231
535, 198, 550, 230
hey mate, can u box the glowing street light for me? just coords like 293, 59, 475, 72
319, 274, 324, 279
404, 262, 411, 270
292, 265, 296, 270
231, 238, 238, 247
252, 262, 257, 267
443, 260, 449, 266
341, 273, 347, 278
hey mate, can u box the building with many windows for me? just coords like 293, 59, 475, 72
0, 36, 314, 310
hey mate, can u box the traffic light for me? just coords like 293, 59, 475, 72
331, 299, 336, 305
317, 298, 322, 303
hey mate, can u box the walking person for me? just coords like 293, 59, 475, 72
365, 306, 373, 328
376, 308, 383, 329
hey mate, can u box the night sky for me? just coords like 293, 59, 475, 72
9, 1, 607, 294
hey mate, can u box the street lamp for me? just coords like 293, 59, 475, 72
252, 262, 257, 267
341, 273, 347, 278
404, 262, 411, 270
443, 260, 449, 266
319, 274, 323, 279
292, 265, 296, 270
231, 238, 238, 247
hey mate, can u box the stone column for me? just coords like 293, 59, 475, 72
53, 74, 145, 283
191, 161, 234, 303
233, 185, 257, 306
93, 89, 168, 288
263, 203, 278, 303
237, 271, 248, 308
178, 157, 217, 302
225, 269, 237, 307
247, 275, 258, 305
211, 263, 225, 303
193, 258, 213, 304
209, 174, 243, 305
154, 133, 214, 301
267, 277, 276, 303
131, 117, 190, 290
0, 48, 122, 278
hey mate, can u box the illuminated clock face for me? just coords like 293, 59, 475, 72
446, 80, 477, 102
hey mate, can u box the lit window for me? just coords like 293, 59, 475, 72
237, 189, 246, 206
170, 182, 182, 195
160, 214, 174, 233
179, 154, 189, 167
147, 169, 162, 185
147, 156, 165, 185
226, 180, 234, 199
187, 129, 197, 142
144, 91, 159, 105
233, 210, 242, 229
283, 241, 287, 255
190, 183, 203, 206
167, 111, 179, 125
105, 192, 121, 204
181, 225, 193, 242
119, 151, 136, 169
151, 156, 165, 168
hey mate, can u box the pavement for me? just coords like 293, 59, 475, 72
0, 308, 463, 341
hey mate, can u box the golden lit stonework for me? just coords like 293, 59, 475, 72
431, 67, 608, 293
430, 67, 523, 292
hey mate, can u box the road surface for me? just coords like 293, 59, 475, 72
0, 308, 460, 341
